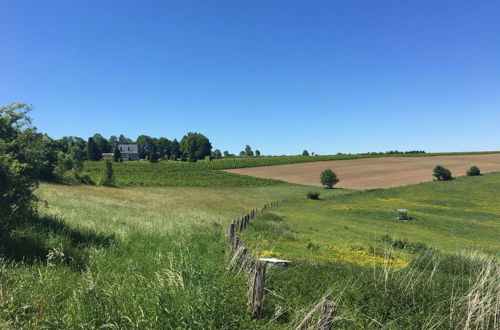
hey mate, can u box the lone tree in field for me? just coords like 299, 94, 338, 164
179, 132, 212, 160
466, 165, 481, 176
101, 160, 115, 186
320, 169, 339, 188
433, 165, 452, 181
302, 150, 310, 156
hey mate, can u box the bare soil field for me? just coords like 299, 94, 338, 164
225, 154, 500, 189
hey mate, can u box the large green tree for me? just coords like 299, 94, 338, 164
0, 103, 41, 232
87, 137, 102, 161
156, 137, 171, 159
179, 132, 212, 160
136, 135, 155, 159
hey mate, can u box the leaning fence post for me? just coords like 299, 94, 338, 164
228, 222, 235, 249
249, 260, 267, 318
318, 300, 336, 330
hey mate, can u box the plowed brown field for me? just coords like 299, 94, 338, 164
225, 154, 500, 189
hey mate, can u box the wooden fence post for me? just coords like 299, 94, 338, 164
228, 222, 235, 248
318, 300, 336, 330
240, 217, 245, 231
229, 244, 248, 269
249, 260, 267, 318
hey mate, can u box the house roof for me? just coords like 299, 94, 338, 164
118, 144, 139, 154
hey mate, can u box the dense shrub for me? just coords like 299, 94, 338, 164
306, 191, 321, 200
433, 165, 453, 181
0, 103, 41, 232
320, 169, 339, 188
466, 165, 481, 176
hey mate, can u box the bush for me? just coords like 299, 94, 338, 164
466, 165, 481, 176
306, 191, 321, 200
433, 165, 452, 181
320, 169, 339, 188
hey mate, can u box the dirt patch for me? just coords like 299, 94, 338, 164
225, 154, 500, 189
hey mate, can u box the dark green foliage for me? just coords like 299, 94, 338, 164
302, 150, 310, 156
179, 132, 212, 160
101, 160, 115, 186
86, 137, 102, 161
466, 165, 481, 176
112, 146, 121, 162
0, 103, 40, 231
306, 191, 321, 200
320, 169, 339, 188
136, 135, 155, 159
255, 149, 261, 156
155, 137, 172, 159
92, 133, 111, 153
244, 145, 254, 157
433, 165, 453, 181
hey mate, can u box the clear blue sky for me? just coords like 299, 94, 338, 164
1, 1, 499, 155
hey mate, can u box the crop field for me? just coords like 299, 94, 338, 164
82, 151, 500, 187
226, 153, 500, 189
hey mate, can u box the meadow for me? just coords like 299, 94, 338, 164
1, 172, 499, 328
0, 183, 342, 328
240, 173, 500, 328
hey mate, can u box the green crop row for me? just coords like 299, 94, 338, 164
82, 164, 279, 187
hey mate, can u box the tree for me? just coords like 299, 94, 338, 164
109, 135, 119, 149
213, 149, 222, 159
302, 150, 310, 156
179, 132, 212, 160
245, 145, 254, 157
171, 139, 181, 159
118, 134, 133, 144
466, 166, 481, 176
54, 151, 73, 182
255, 150, 261, 157
92, 133, 111, 153
113, 146, 121, 162
87, 137, 101, 161
433, 165, 452, 181
156, 137, 171, 159
223, 150, 230, 158
148, 142, 159, 163
101, 160, 115, 186
239, 151, 246, 157
320, 169, 339, 188
0, 103, 41, 232
136, 135, 155, 159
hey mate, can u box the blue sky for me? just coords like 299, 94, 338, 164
1, 1, 499, 155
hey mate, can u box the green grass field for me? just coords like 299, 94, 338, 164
81, 150, 500, 186
1, 174, 498, 328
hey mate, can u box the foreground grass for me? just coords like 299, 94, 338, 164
0, 183, 346, 328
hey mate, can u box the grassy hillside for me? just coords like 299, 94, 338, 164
239, 173, 500, 328
0, 183, 345, 328
81, 151, 500, 186
243, 172, 500, 260
1, 175, 498, 328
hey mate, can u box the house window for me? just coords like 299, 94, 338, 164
128, 147, 130, 151
119, 147, 122, 151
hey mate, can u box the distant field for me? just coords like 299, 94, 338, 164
226, 153, 500, 189
243, 172, 500, 260
82, 151, 500, 186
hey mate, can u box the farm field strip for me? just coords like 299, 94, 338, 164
225, 153, 500, 189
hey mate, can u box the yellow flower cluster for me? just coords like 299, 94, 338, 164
328, 246, 407, 269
